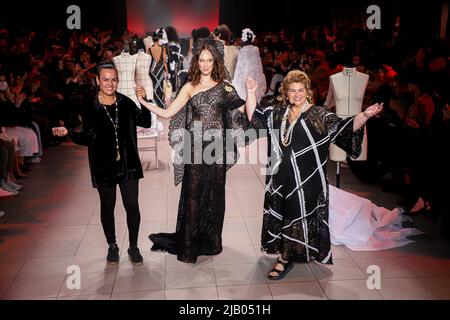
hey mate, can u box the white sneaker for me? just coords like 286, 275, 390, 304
0, 211, 5, 218
27, 156, 42, 164
0, 180, 19, 196
6, 177, 22, 191
0, 187, 15, 197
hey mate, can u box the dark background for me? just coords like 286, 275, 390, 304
0, 0, 448, 43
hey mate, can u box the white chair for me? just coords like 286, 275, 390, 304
137, 126, 159, 170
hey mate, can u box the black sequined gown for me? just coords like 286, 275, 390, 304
149, 83, 250, 263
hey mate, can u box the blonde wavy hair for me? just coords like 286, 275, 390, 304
277, 70, 313, 105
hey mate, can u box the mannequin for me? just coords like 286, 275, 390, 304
143, 32, 154, 53
135, 49, 157, 128
325, 66, 369, 162
135, 49, 154, 100
112, 48, 140, 107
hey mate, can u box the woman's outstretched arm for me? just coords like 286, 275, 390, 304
136, 83, 192, 119
353, 103, 383, 132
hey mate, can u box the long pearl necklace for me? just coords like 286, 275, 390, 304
280, 101, 308, 147
99, 94, 121, 161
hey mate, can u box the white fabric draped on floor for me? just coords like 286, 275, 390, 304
329, 185, 422, 251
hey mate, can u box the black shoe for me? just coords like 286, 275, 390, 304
107, 244, 119, 264
267, 257, 294, 281
127, 246, 143, 265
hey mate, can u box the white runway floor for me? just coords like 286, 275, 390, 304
1, 120, 450, 300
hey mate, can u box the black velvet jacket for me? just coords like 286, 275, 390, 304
69, 92, 152, 188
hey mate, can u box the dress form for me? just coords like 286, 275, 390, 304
325, 67, 369, 162
112, 51, 140, 107
135, 49, 157, 128
135, 49, 154, 100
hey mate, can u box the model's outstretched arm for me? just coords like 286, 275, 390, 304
136, 83, 192, 119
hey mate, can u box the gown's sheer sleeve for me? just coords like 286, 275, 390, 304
250, 104, 275, 130
168, 101, 193, 186
319, 106, 364, 159
221, 83, 259, 169
222, 83, 249, 135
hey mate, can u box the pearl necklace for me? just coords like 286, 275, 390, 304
280, 101, 308, 147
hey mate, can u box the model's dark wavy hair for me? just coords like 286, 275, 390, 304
188, 44, 225, 86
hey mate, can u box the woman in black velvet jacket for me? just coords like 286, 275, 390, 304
52, 62, 152, 265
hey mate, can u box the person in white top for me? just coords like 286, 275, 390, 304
112, 46, 140, 107
325, 65, 369, 161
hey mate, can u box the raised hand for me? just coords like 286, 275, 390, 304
364, 102, 383, 118
52, 127, 68, 137
246, 77, 258, 94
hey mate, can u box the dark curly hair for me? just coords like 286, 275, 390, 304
188, 44, 225, 86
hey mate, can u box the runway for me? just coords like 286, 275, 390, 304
1, 120, 450, 300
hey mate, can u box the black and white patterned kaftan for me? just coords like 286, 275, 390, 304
251, 104, 364, 264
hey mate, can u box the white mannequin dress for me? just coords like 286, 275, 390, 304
112, 52, 139, 107
232, 45, 266, 103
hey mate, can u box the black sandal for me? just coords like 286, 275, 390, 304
267, 257, 294, 281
